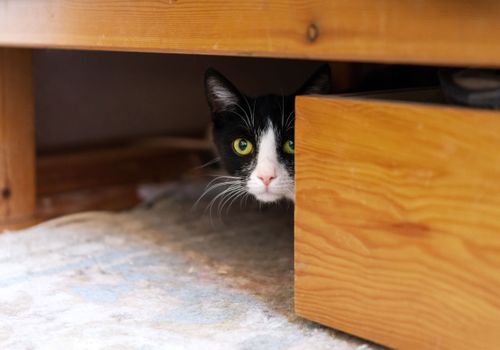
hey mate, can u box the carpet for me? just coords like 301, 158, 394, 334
0, 180, 381, 350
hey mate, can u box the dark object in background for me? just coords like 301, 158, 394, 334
439, 69, 500, 109
349, 64, 440, 92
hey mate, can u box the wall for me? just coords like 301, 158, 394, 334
34, 50, 323, 150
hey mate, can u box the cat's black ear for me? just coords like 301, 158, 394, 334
296, 64, 332, 95
205, 68, 243, 113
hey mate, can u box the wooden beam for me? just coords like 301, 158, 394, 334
0, 49, 36, 225
0, 1, 500, 67
0, 137, 206, 232
295, 93, 500, 350
37, 137, 209, 195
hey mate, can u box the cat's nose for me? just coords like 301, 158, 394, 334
258, 174, 276, 186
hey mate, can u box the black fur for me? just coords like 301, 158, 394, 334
204, 64, 332, 189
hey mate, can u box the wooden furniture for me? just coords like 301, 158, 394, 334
1, 1, 500, 349
1, 1, 500, 66
0, 48, 35, 227
295, 91, 500, 349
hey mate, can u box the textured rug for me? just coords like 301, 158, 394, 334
0, 181, 380, 350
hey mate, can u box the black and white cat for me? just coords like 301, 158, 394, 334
204, 64, 332, 203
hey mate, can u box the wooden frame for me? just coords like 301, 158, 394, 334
2, 2, 500, 348
0, 138, 206, 231
1, 1, 500, 67
0, 48, 36, 227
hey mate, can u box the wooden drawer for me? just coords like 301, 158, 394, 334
294, 91, 500, 350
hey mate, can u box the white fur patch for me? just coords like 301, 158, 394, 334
247, 124, 294, 202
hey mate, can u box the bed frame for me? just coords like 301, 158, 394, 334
1, 2, 500, 349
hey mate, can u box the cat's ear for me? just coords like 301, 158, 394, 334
205, 68, 243, 113
296, 64, 332, 95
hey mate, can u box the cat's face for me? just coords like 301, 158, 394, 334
205, 65, 331, 203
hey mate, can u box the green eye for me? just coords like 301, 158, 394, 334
283, 140, 294, 154
232, 138, 253, 155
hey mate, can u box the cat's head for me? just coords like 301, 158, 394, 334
204, 64, 331, 203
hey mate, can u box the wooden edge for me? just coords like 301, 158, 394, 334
0, 48, 36, 224
296, 90, 500, 116
37, 136, 208, 195
1, 137, 208, 232
1, 1, 500, 67
294, 94, 500, 350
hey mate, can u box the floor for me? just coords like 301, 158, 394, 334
0, 180, 380, 350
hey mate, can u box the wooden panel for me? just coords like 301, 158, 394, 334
0, 137, 206, 232
36, 184, 141, 225
0, 1, 500, 67
2, 184, 140, 232
37, 137, 208, 195
0, 48, 35, 224
295, 95, 500, 350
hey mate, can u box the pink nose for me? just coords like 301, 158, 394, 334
258, 175, 276, 186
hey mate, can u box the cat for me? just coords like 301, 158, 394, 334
204, 64, 332, 204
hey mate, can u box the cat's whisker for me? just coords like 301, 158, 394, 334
195, 157, 221, 169
205, 174, 241, 180
203, 175, 241, 188
242, 96, 256, 129
232, 110, 251, 130
224, 187, 248, 213
239, 192, 251, 208
233, 102, 253, 130
205, 186, 233, 218
273, 183, 295, 188
252, 100, 256, 127
215, 184, 240, 212
245, 192, 251, 206
193, 178, 242, 209
206, 178, 241, 191
226, 190, 249, 214
280, 94, 285, 128
230, 107, 252, 130
285, 110, 294, 130
206, 183, 241, 222
218, 186, 246, 216
215, 189, 234, 217
205, 174, 241, 179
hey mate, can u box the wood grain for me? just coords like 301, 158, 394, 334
1, 1, 500, 66
37, 137, 207, 195
0, 48, 35, 224
0, 137, 206, 232
295, 95, 500, 350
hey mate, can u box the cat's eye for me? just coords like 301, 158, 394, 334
283, 140, 294, 154
232, 138, 253, 156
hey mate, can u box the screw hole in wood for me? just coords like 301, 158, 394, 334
307, 23, 319, 43
1, 187, 11, 200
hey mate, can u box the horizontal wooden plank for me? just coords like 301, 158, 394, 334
37, 137, 208, 195
1, 137, 207, 232
1, 184, 140, 232
295, 95, 500, 350
1, 1, 500, 66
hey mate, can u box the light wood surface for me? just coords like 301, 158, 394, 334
0, 48, 35, 225
295, 95, 500, 350
1, 1, 500, 67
